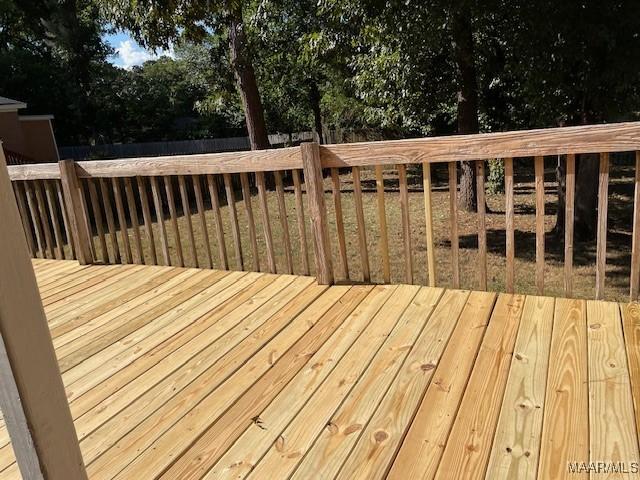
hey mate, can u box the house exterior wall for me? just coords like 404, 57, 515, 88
20, 119, 59, 163
0, 111, 26, 154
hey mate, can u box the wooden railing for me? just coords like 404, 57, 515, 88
6, 122, 640, 301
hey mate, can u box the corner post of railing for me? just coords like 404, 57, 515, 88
59, 159, 94, 264
0, 148, 88, 479
301, 142, 334, 285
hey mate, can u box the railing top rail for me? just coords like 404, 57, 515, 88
7, 121, 640, 181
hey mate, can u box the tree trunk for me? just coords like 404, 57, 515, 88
309, 81, 324, 144
451, 5, 480, 212
227, 7, 270, 150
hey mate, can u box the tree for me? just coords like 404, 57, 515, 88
100, 0, 270, 149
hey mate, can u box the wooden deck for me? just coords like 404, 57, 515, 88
2, 260, 640, 479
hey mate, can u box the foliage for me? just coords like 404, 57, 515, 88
487, 159, 505, 194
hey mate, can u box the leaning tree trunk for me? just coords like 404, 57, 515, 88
227, 8, 270, 151
451, 6, 480, 212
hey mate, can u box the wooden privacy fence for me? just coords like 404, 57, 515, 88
6, 121, 640, 300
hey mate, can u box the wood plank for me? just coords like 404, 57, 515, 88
331, 167, 349, 280
43, 180, 64, 260
564, 154, 575, 297
587, 300, 640, 475
55, 180, 75, 259
477, 160, 487, 290
505, 157, 515, 293
150, 176, 170, 265
423, 163, 436, 286
240, 172, 260, 271
178, 175, 198, 267
320, 121, 640, 168
448, 163, 460, 288
59, 160, 93, 264
434, 293, 524, 479
34, 180, 54, 258
292, 169, 310, 275
206, 285, 400, 480
398, 164, 413, 284
88, 178, 108, 262
535, 156, 545, 295
24, 181, 45, 258
485, 296, 555, 480
207, 174, 229, 270
332, 290, 471, 480
193, 175, 213, 269
137, 176, 157, 265
99, 177, 120, 263
223, 173, 243, 270
112, 177, 132, 263
164, 176, 184, 267
538, 298, 589, 480
352, 166, 370, 282
124, 177, 144, 264
374, 165, 390, 283
632, 152, 640, 299
275, 171, 293, 274
94, 285, 359, 479
13, 182, 36, 257
595, 152, 609, 300
220, 285, 422, 480
622, 302, 640, 445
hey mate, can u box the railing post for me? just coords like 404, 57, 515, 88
0, 148, 88, 479
301, 142, 333, 285
59, 159, 93, 264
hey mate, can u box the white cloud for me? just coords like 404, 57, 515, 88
114, 39, 175, 69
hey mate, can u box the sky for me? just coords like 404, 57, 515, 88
104, 31, 174, 69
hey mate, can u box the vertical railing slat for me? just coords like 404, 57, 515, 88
292, 169, 310, 276
43, 180, 64, 260
193, 175, 213, 269
255, 171, 276, 273
112, 177, 132, 264
595, 152, 609, 300
398, 164, 413, 284
240, 172, 260, 272
534, 156, 545, 295
137, 176, 157, 265
34, 181, 54, 259
448, 162, 460, 288
330, 168, 349, 280
352, 166, 370, 282
164, 176, 184, 267
505, 157, 515, 293
275, 171, 294, 274
207, 174, 229, 270
631, 152, 640, 300
178, 175, 198, 268
374, 165, 390, 283
564, 154, 576, 297
476, 160, 487, 291
150, 176, 170, 266
88, 179, 108, 263
99, 178, 120, 264
55, 180, 75, 259
24, 182, 44, 258
13, 182, 36, 257
223, 173, 243, 271
422, 163, 436, 286
124, 177, 144, 264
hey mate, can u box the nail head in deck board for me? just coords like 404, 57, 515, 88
485, 295, 555, 480
586, 301, 640, 469
538, 298, 589, 480
433, 293, 523, 480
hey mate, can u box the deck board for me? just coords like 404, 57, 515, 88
0, 260, 639, 479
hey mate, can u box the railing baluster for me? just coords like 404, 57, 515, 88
24, 181, 44, 258
88, 179, 108, 262
223, 173, 243, 271
423, 163, 436, 286
255, 171, 276, 273
137, 176, 157, 265
13, 182, 36, 257
207, 174, 229, 270
275, 171, 293, 274
330, 168, 349, 280
55, 180, 75, 259
352, 166, 370, 282
564, 154, 576, 297
124, 177, 144, 264
44, 180, 63, 260
240, 172, 260, 272
448, 162, 459, 288
595, 152, 609, 300
476, 160, 487, 291
374, 165, 390, 283
398, 164, 413, 284
34, 180, 54, 259
534, 156, 545, 295
164, 176, 184, 267
505, 157, 515, 293
292, 169, 310, 276
150, 176, 170, 266
178, 175, 198, 267
59, 160, 93, 264
99, 178, 120, 263
193, 175, 213, 269
112, 177, 132, 264
631, 152, 640, 300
